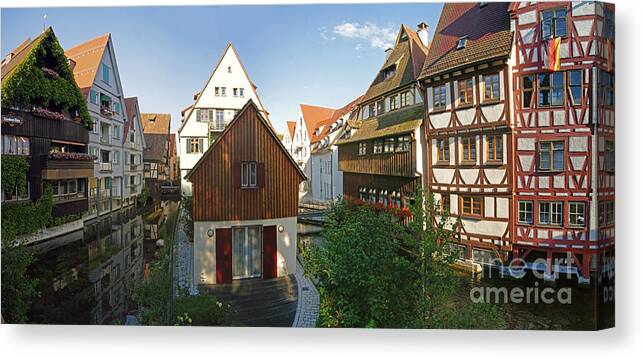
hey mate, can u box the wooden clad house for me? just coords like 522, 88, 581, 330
509, 1, 614, 283
337, 24, 430, 207
1, 27, 94, 218
186, 100, 305, 285
420, 2, 515, 264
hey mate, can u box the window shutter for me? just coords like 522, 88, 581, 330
186, 140, 192, 154
257, 162, 265, 188
198, 138, 203, 152
232, 162, 241, 188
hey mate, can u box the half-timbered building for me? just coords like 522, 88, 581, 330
509, 1, 614, 283
186, 100, 305, 285
337, 24, 430, 207
420, 2, 515, 264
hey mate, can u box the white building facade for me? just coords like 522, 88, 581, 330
123, 97, 145, 207
178, 43, 267, 196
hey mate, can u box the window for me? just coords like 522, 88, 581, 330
376, 100, 385, 115
604, 140, 615, 172
196, 109, 213, 122
358, 142, 367, 156
359, 187, 367, 201
187, 138, 202, 153
400, 92, 410, 107
227, 66, 232, 73
461, 196, 482, 217
599, 200, 615, 225
2, 181, 29, 202
221, 87, 226, 97
518, 201, 534, 224
239, 88, 245, 98
241, 162, 257, 188
373, 139, 383, 154
569, 202, 586, 227
112, 150, 120, 165
2, 135, 29, 155
379, 190, 388, 206
539, 141, 564, 171
522, 75, 534, 108
368, 103, 375, 118
568, 70, 582, 105
604, 10, 614, 40
600, 71, 614, 106
102, 64, 110, 84
391, 191, 402, 208
380, 65, 396, 81
113, 102, 121, 115
369, 189, 377, 203
396, 135, 410, 152
433, 85, 447, 109
456, 36, 468, 50
461, 137, 477, 162
89, 90, 99, 105
389, 95, 399, 111
215, 87, 220, 96
436, 138, 449, 162
539, 201, 563, 226
541, 8, 567, 39
233, 88, 238, 97
216, 110, 224, 128
458, 78, 473, 106
113, 125, 121, 139
487, 135, 503, 161
538, 72, 564, 107
484, 73, 500, 101
383, 138, 395, 153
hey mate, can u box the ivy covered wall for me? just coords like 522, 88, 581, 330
1, 28, 92, 129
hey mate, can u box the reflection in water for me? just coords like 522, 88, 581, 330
27, 201, 177, 325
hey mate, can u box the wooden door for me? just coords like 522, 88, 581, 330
262, 225, 277, 279
216, 228, 232, 284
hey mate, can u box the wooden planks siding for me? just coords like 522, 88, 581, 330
190, 103, 304, 221
342, 172, 421, 202
338, 138, 416, 177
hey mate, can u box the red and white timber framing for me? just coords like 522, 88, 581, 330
510, 1, 614, 282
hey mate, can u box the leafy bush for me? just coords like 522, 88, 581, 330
1, 185, 53, 240
1, 155, 29, 197
173, 295, 231, 326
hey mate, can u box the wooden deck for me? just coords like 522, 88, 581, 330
199, 274, 298, 327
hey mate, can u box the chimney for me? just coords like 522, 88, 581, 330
385, 47, 393, 59
67, 58, 76, 71
417, 22, 430, 48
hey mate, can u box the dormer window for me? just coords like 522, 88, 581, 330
380, 64, 396, 81
456, 36, 468, 50
479, 2, 488, 8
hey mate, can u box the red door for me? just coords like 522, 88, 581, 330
262, 225, 277, 279
216, 228, 232, 284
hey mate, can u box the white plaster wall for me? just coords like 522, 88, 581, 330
193, 217, 298, 286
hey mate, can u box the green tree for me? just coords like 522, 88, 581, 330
304, 190, 506, 329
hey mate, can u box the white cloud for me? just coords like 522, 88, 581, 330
332, 22, 396, 50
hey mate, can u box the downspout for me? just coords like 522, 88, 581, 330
590, 67, 599, 243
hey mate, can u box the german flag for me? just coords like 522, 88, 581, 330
547, 37, 561, 71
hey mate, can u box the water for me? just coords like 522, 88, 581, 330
26, 200, 178, 325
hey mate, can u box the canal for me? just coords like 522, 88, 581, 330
26, 200, 178, 325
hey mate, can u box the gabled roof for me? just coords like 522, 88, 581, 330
143, 133, 168, 162
300, 103, 335, 141
361, 25, 429, 104
123, 96, 146, 148
1, 32, 48, 83
186, 99, 306, 180
420, 2, 512, 79
178, 43, 269, 134
64, 33, 110, 90
286, 121, 296, 139
310, 95, 363, 144
141, 113, 171, 134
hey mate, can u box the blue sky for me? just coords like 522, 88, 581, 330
1, 3, 442, 134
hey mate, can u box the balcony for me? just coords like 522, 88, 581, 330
40, 153, 94, 180
130, 163, 139, 171
100, 105, 114, 117
209, 121, 226, 131
100, 162, 112, 172
100, 135, 111, 144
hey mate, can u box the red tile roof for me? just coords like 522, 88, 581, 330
287, 121, 296, 140
420, 2, 512, 78
64, 33, 111, 90
141, 113, 171, 135
300, 104, 335, 142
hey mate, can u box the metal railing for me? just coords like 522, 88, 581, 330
209, 121, 226, 131
100, 162, 112, 172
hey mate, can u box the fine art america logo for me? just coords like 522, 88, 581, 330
469, 258, 573, 305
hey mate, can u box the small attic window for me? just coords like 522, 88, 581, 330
456, 36, 468, 50
227, 66, 232, 73
479, 2, 488, 8
400, 32, 409, 42
380, 64, 397, 81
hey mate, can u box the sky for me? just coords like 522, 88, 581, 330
1, 3, 442, 134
